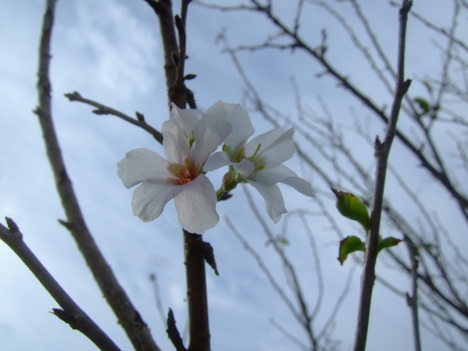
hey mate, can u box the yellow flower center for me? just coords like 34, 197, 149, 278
168, 158, 198, 185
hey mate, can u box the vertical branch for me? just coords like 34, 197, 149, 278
34, 1, 160, 350
184, 230, 211, 351
146, 2, 211, 350
144, 0, 179, 104
405, 236, 422, 351
353, 1, 413, 351
145, 0, 192, 108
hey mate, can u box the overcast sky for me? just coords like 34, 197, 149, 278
0, 1, 465, 351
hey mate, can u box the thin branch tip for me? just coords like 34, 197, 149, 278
404, 78, 412, 91
174, 15, 184, 34
5, 217, 20, 233
136, 111, 145, 121
401, 0, 413, 14
64, 91, 81, 101
166, 308, 187, 351
58, 219, 73, 230
203, 241, 219, 276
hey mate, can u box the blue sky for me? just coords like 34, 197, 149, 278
1, 1, 466, 350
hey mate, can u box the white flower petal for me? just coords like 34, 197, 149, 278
162, 119, 190, 164
281, 176, 314, 197
246, 128, 295, 165
131, 181, 182, 222
117, 148, 171, 188
250, 163, 298, 183
251, 164, 314, 196
248, 181, 286, 223
174, 175, 219, 233
204, 151, 231, 171
205, 101, 255, 148
245, 128, 282, 156
233, 159, 255, 178
192, 109, 232, 165
170, 103, 203, 134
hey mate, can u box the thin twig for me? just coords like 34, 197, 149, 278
65, 91, 163, 144
166, 308, 187, 351
226, 0, 468, 217
149, 273, 167, 324
33, 1, 160, 350
405, 236, 422, 351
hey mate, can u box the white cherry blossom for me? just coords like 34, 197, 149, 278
117, 102, 232, 233
206, 108, 314, 223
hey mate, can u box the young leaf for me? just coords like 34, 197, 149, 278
377, 236, 402, 254
331, 188, 371, 233
338, 236, 366, 265
414, 97, 430, 116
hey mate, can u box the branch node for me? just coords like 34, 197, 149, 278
64, 91, 82, 101
174, 15, 185, 37
58, 219, 73, 230
171, 51, 180, 66
5, 217, 20, 234
166, 308, 187, 351
202, 241, 219, 276
52, 308, 77, 328
403, 78, 412, 93
400, 0, 413, 15
373, 135, 383, 158
136, 111, 145, 121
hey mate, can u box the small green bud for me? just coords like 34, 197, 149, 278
331, 188, 371, 233
222, 171, 240, 192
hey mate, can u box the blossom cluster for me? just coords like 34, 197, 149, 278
117, 101, 314, 234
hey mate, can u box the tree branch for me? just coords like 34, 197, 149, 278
65, 91, 163, 144
0, 219, 121, 351
405, 236, 422, 351
33, 1, 160, 350
183, 230, 211, 351
353, 2, 412, 350
144, 0, 179, 105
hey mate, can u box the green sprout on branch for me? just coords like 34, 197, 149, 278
331, 188, 402, 265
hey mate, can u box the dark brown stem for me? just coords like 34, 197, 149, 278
353, 1, 412, 351
65, 91, 163, 144
166, 308, 187, 351
144, 0, 179, 105
184, 230, 211, 351
33, 1, 160, 350
146, 2, 210, 350
0, 219, 121, 351
405, 236, 422, 351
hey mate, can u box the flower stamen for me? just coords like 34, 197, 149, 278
168, 158, 198, 185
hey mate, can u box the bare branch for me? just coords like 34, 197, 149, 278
405, 237, 422, 351
65, 91, 163, 144
32, 1, 160, 350
144, 0, 179, 105
183, 230, 211, 351
166, 308, 187, 351
0, 219, 121, 351
353, 2, 412, 350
